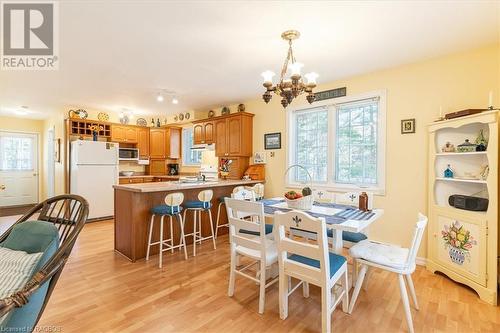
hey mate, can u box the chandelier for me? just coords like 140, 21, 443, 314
261, 30, 318, 108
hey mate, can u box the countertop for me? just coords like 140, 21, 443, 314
113, 179, 263, 193
118, 174, 179, 179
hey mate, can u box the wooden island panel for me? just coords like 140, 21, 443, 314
114, 180, 262, 262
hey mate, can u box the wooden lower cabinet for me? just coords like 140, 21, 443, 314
119, 178, 145, 185
147, 159, 167, 175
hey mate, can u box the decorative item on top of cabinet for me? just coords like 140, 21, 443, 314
136, 118, 147, 127
221, 106, 230, 115
185, 113, 190, 120
208, 110, 215, 118
179, 113, 184, 121
237, 104, 245, 112
120, 114, 130, 125
97, 112, 109, 122
68, 109, 88, 119
427, 110, 499, 305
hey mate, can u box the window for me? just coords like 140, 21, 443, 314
182, 128, 202, 166
288, 91, 386, 193
0, 134, 35, 171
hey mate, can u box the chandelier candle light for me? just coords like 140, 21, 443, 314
261, 30, 318, 108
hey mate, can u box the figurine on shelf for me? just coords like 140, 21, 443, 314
457, 139, 477, 153
441, 142, 456, 153
219, 158, 232, 179
444, 164, 454, 178
479, 164, 489, 180
475, 129, 488, 151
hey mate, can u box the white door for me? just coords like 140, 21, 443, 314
0, 132, 39, 207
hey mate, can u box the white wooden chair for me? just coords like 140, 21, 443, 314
274, 210, 349, 333
348, 213, 428, 333
312, 188, 335, 203
251, 183, 265, 201
146, 192, 188, 268
183, 189, 216, 256
333, 191, 374, 248
225, 198, 278, 314
215, 186, 245, 239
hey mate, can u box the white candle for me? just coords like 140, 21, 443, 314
439, 106, 443, 118
488, 91, 493, 108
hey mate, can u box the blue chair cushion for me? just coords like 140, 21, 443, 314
150, 205, 182, 215
289, 252, 346, 278
326, 230, 367, 243
0, 221, 59, 331
184, 201, 212, 210
240, 224, 273, 236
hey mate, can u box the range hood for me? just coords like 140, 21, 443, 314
191, 143, 215, 151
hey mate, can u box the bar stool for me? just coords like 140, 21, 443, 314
215, 186, 244, 239
146, 192, 188, 268
183, 189, 217, 256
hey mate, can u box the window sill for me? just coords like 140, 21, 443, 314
285, 182, 386, 196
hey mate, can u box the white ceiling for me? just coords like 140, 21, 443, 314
0, 0, 498, 119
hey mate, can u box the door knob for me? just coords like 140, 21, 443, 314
0, 185, 5, 190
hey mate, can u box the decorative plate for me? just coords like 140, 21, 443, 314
221, 106, 230, 115
185, 112, 190, 120
136, 118, 147, 126
179, 113, 184, 121
97, 112, 109, 122
174, 115, 178, 122
208, 110, 215, 118
68, 109, 88, 119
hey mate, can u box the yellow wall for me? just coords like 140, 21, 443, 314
0, 116, 45, 202
222, 44, 499, 257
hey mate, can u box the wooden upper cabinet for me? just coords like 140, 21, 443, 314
111, 125, 137, 143
166, 127, 181, 159
193, 124, 204, 144
137, 127, 150, 159
215, 119, 228, 157
228, 117, 242, 155
150, 128, 167, 158
204, 122, 214, 143
148, 159, 167, 175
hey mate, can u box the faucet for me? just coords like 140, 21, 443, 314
197, 172, 206, 182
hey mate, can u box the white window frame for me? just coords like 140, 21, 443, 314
181, 127, 202, 167
286, 89, 386, 195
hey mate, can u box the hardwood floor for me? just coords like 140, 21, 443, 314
2, 217, 497, 332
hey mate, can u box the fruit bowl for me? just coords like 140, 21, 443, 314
283, 164, 314, 210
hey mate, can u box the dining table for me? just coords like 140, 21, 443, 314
260, 197, 384, 254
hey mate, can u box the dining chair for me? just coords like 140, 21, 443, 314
348, 213, 428, 333
215, 186, 245, 239
225, 198, 278, 314
274, 210, 349, 333
251, 183, 265, 201
333, 191, 374, 247
312, 188, 334, 203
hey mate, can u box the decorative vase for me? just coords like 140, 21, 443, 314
448, 247, 465, 265
220, 171, 229, 179
92, 131, 98, 141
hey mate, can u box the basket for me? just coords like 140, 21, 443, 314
284, 164, 313, 211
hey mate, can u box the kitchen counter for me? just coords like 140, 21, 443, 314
118, 174, 179, 179
113, 179, 261, 192
113, 179, 264, 261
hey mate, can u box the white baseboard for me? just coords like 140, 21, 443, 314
416, 256, 427, 266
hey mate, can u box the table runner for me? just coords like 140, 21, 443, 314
262, 199, 376, 225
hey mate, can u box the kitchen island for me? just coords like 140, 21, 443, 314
113, 179, 263, 261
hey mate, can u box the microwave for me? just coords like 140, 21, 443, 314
119, 148, 139, 161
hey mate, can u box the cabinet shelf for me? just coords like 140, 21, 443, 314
435, 152, 487, 156
435, 177, 487, 184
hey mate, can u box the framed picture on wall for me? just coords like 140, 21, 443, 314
401, 118, 416, 134
264, 132, 281, 150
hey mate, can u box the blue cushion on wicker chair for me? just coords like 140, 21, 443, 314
0, 221, 59, 332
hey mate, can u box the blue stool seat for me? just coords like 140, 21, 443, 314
289, 252, 346, 278
150, 205, 182, 215
184, 200, 212, 209
327, 229, 367, 243
240, 224, 273, 236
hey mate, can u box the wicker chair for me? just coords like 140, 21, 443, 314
0, 194, 89, 329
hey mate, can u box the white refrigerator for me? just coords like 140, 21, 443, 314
70, 140, 119, 220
